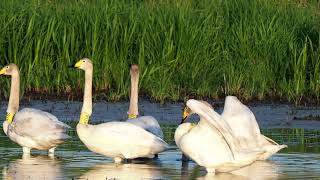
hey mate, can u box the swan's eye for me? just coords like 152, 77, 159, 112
82, 60, 85, 63
6, 66, 9, 69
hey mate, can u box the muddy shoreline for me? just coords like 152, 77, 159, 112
1, 99, 320, 130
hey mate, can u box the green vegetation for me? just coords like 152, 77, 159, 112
0, 0, 319, 103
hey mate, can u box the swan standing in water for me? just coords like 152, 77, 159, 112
71, 58, 168, 163
0, 64, 70, 155
126, 64, 164, 139
221, 96, 287, 160
175, 99, 265, 173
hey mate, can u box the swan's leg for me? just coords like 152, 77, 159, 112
48, 147, 55, 158
22, 153, 31, 159
182, 154, 189, 162
22, 147, 31, 154
206, 168, 216, 174
114, 157, 124, 163
49, 147, 55, 154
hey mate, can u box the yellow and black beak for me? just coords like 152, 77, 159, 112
0, 67, 6, 75
180, 107, 189, 124
68, 60, 83, 69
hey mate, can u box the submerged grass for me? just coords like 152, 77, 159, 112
1, 125, 319, 153
0, 0, 319, 104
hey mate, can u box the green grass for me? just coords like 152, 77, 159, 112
0, 0, 319, 104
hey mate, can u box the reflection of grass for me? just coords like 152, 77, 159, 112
1, 124, 319, 153
0, 0, 319, 104
293, 114, 320, 121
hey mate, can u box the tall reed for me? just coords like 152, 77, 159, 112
0, 0, 319, 104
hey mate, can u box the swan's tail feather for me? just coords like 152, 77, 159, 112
261, 135, 279, 145
258, 144, 287, 160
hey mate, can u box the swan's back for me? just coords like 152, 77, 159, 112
127, 116, 164, 139
8, 108, 70, 149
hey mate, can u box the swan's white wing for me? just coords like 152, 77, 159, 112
221, 96, 261, 147
9, 108, 70, 147
80, 122, 168, 158
127, 116, 164, 139
221, 97, 287, 158
186, 99, 240, 154
178, 120, 234, 165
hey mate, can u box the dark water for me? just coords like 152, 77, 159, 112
0, 126, 319, 180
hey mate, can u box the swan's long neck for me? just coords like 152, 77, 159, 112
6, 72, 20, 124
79, 68, 93, 125
127, 70, 139, 118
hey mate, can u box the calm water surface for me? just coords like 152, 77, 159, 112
0, 126, 319, 180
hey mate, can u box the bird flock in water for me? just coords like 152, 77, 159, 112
0, 58, 287, 174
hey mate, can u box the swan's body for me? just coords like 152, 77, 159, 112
72, 59, 168, 162
77, 122, 167, 159
5, 108, 70, 152
221, 96, 287, 160
175, 99, 265, 173
0, 64, 69, 155
126, 64, 164, 139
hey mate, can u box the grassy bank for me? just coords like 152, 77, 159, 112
0, 0, 319, 104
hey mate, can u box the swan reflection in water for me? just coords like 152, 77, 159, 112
197, 160, 285, 180
2, 155, 63, 180
78, 161, 167, 180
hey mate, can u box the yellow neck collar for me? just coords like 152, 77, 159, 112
6, 112, 15, 124
128, 114, 137, 119
79, 112, 90, 125
190, 123, 197, 128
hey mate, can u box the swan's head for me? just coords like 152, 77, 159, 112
0, 64, 19, 76
73, 58, 93, 71
130, 64, 139, 77
181, 100, 213, 124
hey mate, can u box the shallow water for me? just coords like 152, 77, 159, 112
0, 127, 319, 180
1, 100, 320, 129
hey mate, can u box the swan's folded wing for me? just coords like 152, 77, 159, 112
92, 122, 169, 156
127, 116, 164, 139
11, 108, 70, 142
187, 99, 240, 155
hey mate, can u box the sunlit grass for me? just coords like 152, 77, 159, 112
0, 0, 319, 104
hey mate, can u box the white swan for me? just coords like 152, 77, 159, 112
221, 96, 287, 160
126, 64, 164, 139
0, 64, 70, 155
72, 58, 168, 163
175, 99, 265, 173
